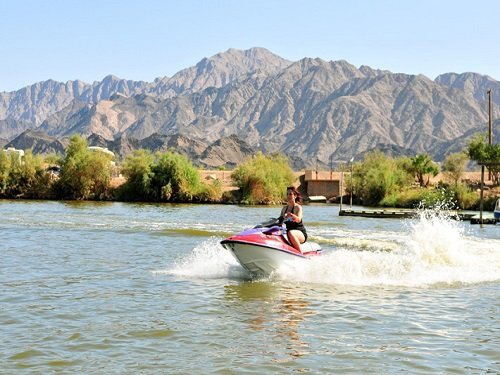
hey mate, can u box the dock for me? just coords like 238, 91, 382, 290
339, 209, 498, 225
339, 209, 415, 219
469, 213, 499, 225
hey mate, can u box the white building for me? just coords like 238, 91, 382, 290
3, 147, 25, 162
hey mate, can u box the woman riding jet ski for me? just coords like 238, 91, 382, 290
277, 186, 308, 253
221, 187, 322, 276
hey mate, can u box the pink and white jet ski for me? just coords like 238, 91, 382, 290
221, 220, 322, 276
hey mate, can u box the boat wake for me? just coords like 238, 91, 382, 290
159, 209, 500, 287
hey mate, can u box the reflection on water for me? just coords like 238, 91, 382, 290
275, 297, 311, 358
224, 282, 313, 360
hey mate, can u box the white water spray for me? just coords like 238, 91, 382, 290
282, 208, 500, 286
161, 208, 500, 287
157, 237, 248, 279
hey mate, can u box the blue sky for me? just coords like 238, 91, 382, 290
1, 0, 499, 92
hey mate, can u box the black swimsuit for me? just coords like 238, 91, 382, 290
279, 205, 308, 242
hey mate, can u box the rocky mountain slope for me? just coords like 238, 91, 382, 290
1, 47, 499, 166
5, 130, 67, 155
149, 47, 291, 99
0, 76, 149, 126
5, 130, 256, 168
436, 72, 500, 105
199, 134, 257, 169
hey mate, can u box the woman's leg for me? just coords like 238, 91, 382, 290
288, 229, 305, 253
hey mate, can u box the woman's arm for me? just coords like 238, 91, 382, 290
278, 206, 286, 224
290, 205, 303, 222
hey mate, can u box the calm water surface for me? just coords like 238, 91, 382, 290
1, 200, 499, 373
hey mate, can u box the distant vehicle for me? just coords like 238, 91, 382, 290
494, 199, 500, 219
47, 165, 61, 176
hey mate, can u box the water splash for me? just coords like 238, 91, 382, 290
280, 206, 500, 286
163, 207, 500, 287
404, 207, 466, 266
156, 237, 248, 279
310, 234, 399, 252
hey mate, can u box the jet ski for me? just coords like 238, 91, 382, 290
221, 219, 322, 276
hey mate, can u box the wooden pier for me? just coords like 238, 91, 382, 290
469, 212, 499, 225
339, 209, 415, 219
339, 209, 498, 225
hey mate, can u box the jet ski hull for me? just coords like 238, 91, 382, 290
221, 226, 322, 276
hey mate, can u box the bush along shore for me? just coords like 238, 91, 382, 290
1, 134, 499, 210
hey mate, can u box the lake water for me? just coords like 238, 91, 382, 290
1, 200, 499, 373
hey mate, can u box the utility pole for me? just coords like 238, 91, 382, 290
339, 169, 343, 212
488, 89, 493, 180
329, 154, 333, 180
480, 164, 484, 228
349, 157, 354, 208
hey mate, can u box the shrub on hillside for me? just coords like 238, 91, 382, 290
118, 149, 155, 201
355, 151, 413, 206
150, 151, 206, 201
55, 135, 113, 200
11, 151, 53, 198
380, 188, 450, 208
197, 178, 223, 202
379, 182, 479, 210
0, 150, 12, 195
118, 149, 221, 202
451, 183, 479, 209
231, 152, 295, 205
436, 181, 479, 210
0, 150, 51, 198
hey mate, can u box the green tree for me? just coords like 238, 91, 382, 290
119, 149, 155, 201
408, 154, 439, 187
468, 133, 500, 184
119, 149, 220, 202
0, 151, 11, 195
56, 135, 113, 199
448, 183, 478, 210
149, 151, 203, 201
44, 152, 63, 166
8, 150, 50, 198
442, 152, 469, 187
0, 150, 52, 198
232, 152, 296, 205
355, 151, 413, 205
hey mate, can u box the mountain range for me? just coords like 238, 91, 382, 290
1, 47, 499, 168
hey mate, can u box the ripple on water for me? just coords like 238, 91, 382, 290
160, 227, 232, 238
47, 360, 80, 367
9, 349, 46, 360
1, 201, 498, 374
127, 328, 175, 339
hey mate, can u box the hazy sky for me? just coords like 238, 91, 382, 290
1, 0, 499, 92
